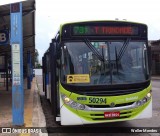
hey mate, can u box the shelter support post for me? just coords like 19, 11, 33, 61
10, 2, 24, 126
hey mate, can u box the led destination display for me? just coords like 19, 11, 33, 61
72, 26, 139, 36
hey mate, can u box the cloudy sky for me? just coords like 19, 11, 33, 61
1, 0, 160, 60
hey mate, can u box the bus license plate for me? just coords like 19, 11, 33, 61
104, 112, 120, 118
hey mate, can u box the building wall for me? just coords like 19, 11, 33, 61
151, 40, 160, 75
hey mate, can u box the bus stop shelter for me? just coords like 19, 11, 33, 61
0, 0, 35, 125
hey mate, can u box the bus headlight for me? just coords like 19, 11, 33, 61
147, 92, 151, 98
70, 102, 77, 109
136, 91, 151, 107
61, 94, 85, 110
136, 100, 142, 106
142, 97, 147, 103
64, 97, 70, 104
77, 104, 85, 110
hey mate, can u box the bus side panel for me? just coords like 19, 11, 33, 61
48, 71, 52, 102
46, 73, 50, 99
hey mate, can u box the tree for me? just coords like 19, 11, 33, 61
35, 49, 39, 64
35, 49, 41, 68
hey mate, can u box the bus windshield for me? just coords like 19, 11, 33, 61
60, 40, 149, 85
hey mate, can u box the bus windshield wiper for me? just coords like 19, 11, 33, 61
115, 46, 119, 74
118, 38, 130, 60
84, 38, 104, 62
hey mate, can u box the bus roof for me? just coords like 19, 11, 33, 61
60, 20, 147, 29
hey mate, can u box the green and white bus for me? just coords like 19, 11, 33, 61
42, 20, 152, 125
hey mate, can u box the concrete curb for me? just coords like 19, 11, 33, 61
32, 79, 48, 136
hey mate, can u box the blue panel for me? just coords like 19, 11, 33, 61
46, 74, 49, 85
10, 3, 24, 125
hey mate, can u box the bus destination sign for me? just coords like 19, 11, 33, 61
72, 26, 139, 36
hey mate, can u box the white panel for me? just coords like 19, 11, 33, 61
134, 100, 152, 119
60, 106, 83, 125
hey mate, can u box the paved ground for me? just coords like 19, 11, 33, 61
0, 78, 47, 136
36, 75, 160, 136
0, 79, 30, 128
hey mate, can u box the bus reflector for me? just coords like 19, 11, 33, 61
104, 112, 120, 118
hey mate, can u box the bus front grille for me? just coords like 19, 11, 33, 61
86, 102, 134, 108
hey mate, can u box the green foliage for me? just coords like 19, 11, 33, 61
35, 49, 39, 64
35, 49, 41, 68
35, 63, 41, 69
